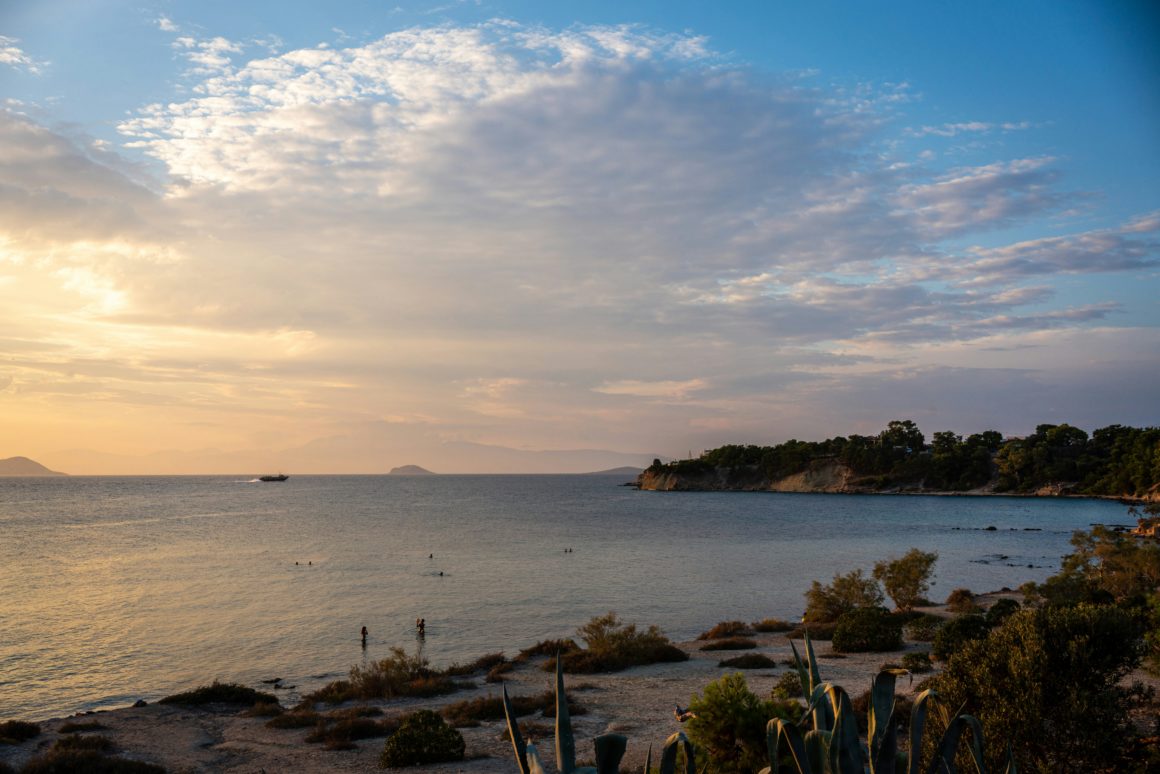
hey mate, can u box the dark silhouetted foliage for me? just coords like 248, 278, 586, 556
378, 710, 465, 768
832, 607, 903, 653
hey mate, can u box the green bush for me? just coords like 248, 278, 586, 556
444, 652, 507, 676
439, 690, 583, 727
378, 709, 465, 767
804, 568, 884, 623
933, 604, 1149, 773
984, 597, 1021, 627
515, 638, 579, 662
831, 607, 903, 653
717, 653, 777, 669
901, 650, 933, 673
945, 587, 980, 614
873, 548, 939, 611
931, 614, 989, 661
556, 613, 688, 673
903, 613, 944, 641
0, 720, 40, 744
751, 617, 794, 633
684, 673, 799, 774
770, 671, 803, 700
159, 682, 278, 707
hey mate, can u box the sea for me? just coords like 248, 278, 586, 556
0, 474, 1132, 721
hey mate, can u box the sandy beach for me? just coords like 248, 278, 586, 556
1, 593, 1062, 774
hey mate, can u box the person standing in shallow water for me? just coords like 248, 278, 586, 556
360, 626, 368, 647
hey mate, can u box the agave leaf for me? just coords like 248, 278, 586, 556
770, 718, 813, 774
928, 714, 987, 774
645, 744, 652, 774
555, 654, 576, 773
868, 670, 900, 774
826, 685, 862, 774
503, 684, 531, 774
1001, 743, 1017, 774
908, 689, 941, 774
528, 742, 548, 774
802, 729, 831, 773
807, 680, 836, 734
659, 731, 695, 774
593, 733, 627, 774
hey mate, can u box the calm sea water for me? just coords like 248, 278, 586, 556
0, 475, 1131, 721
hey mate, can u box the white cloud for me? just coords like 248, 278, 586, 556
0, 36, 46, 75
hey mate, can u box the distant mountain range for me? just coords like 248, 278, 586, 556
0, 456, 66, 476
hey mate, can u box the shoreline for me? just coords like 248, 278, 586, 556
1, 593, 1031, 773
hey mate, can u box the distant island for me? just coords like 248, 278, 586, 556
638, 420, 1160, 501
388, 465, 436, 475
0, 456, 66, 476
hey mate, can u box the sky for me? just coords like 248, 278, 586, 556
0, 0, 1158, 474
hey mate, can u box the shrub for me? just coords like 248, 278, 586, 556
306, 717, 389, 749
717, 653, 777, 669
698, 621, 754, 639
771, 671, 803, 700
242, 702, 284, 718
378, 709, 465, 767
159, 682, 278, 707
685, 673, 799, 774
852, 689, 914, 735
804, 568, 884, 623
440, 690, 576, 727
698, 637, 757, 651
20, 749, 166, 773
786, 622, 837, 640
984, 597, 1021, 627
0, 720, 40, 744
515, 638, 579, 662
751, 617, 794, 633
931, 614, 989, 661
344, 647, 457, 701
903, 613, 944, 641
945, 587, 980, 614
873, 548, 939, 611
933, 604, 1149, 773
485, 661, 514, 682
59, 721, 106, 733
901, 651, 933, 673
831, 607, 903, 653
444, 652, 507, 676
266, 710, 321, 729
556, 613, 688, 673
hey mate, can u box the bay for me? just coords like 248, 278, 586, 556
0, 474, 1129, 721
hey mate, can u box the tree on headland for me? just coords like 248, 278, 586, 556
873, 547, 938, 611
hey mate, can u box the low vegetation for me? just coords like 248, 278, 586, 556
945, 587, 980, 613
302, 647, 463, 706
873, 548, 938, 611
831, 606, 903, 653
931, 613, 989, 661
159, 681, 278, 707
440, 690, 583, 727
751, 617, 794, 632
18, 749, 165, 774
0, 721, 40, 745
378, 709, 464, 768
552, 612, 687, 673
685, 673, 801, 774
900, 651, 933, 673
804, 568, 884, 623
58, 721, 107, 733
697, 621, 753, 639
902, 613, 944, 641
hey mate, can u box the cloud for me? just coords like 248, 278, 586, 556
2, 21, 1157, 469
0, 36, 46, 75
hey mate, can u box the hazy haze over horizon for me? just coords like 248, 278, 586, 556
1, 1, 1157, 474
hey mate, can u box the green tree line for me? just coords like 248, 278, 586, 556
649, 420, 1160, 497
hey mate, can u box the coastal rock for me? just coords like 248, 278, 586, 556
636, 459, 862, 493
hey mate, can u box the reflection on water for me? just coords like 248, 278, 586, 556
0, 474, 1127, 720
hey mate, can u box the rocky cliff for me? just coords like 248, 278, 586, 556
636, 459, 865, 493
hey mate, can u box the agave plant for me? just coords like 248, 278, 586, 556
762, 634, 1016, 774
501, 653, 698, 774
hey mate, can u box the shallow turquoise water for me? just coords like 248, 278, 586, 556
0, 474, 1129, 720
